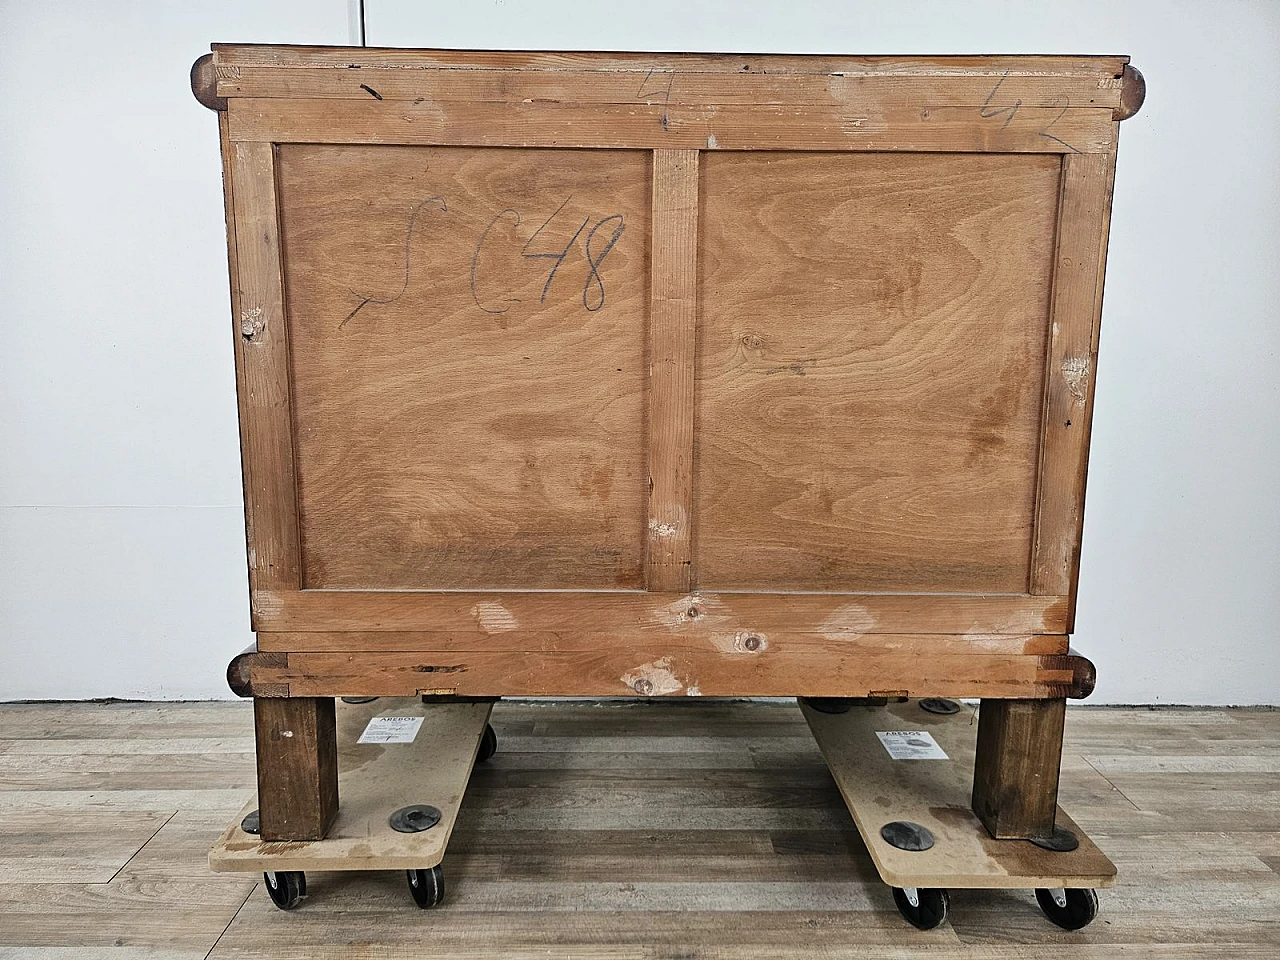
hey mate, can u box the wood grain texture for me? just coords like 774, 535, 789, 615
275, 145, 649, 590
1031, 151, 1117, 608
212, 45, 1129, 78
696, 152, 1060, 592
252, 697, 337, 842
4, 699, 1278, 958
971, 698, 1068, 839
215, 66, 1128, 110
228, 98, 1115, 154
226, 140, 301, 600
646, 149, 699, 590
229, 645, 1087, 700
258, 631, 1066, 656
251, 590, 1070, 636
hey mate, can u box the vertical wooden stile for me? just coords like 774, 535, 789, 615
227, 140, 302, 609
1030, 150, 1118, 618
646, 149, 700, 592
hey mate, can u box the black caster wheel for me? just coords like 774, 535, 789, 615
891, 887, 949, 930
263, 870, 306, 910
1036, 887, 1099, 930
477, 723, 498, 762
407, 865, 445, 908
800, 697, 854, 714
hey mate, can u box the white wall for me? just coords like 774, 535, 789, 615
1, 1, 1277, 703
0, 2, 352, 699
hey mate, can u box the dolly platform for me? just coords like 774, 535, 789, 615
210, 698, 495, 910
803, 698, 1116, 931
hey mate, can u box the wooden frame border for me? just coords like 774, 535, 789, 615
224, 137, 302, 609
1030, 146, 1121, 621
229, 642, 1096, 700
249, 591, 1068, 636
646, 149, 700, 590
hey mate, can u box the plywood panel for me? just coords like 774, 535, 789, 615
275, 146, 650, 589
695, 152, 1061, 592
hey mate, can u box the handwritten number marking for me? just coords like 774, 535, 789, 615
520, 195, 591, 303
582, 214, 625, 312
979, 73, 1081, 153
1038, 95, 1081, 154
637, 68, 675, 131
979, 71, 1022, 129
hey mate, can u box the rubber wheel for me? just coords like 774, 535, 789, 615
263, 871, 305, 910
1036, 888, 1099, 930
891, 887, 949, 930
799, 697, 854, 714
407, 865, 445, 908
477, 723, 498, 762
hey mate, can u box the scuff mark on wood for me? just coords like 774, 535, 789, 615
818, 603, 877, 634
1061, 355, 1090, 405
648, 518, 679, 537
251, 590, 283, 620
621, 657, 683, 696
471, 600, 519, 632
241, 306, 265, 341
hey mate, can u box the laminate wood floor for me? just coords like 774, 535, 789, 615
0, 700, 1276, 958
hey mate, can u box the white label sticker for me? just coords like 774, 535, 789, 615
876, 731, 949, 760
358, 716, 424, 744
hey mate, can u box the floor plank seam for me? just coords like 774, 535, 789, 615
203, 881, 259, 960
105, 809, 177, 884
1080, 755, 1145, 812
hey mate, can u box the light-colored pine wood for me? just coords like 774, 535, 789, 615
1030, 152, 1118, 605
211, 45, 1129, 80
251, 590, 1069, 635
233, 645, 1081, 700
227, 98, 1116, 154
802, 700, 1115, 888
215, 66, 1127, 111
211, 700, 491, 872
646, 149, 699, 591
258, 631, 1066, 655
226, 140, 300, 600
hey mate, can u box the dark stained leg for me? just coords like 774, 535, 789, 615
971, 698, 1066, 840
253, 697, 339, 841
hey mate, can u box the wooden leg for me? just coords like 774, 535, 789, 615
971, 698, 1065, 840
254, 697, 338, 841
